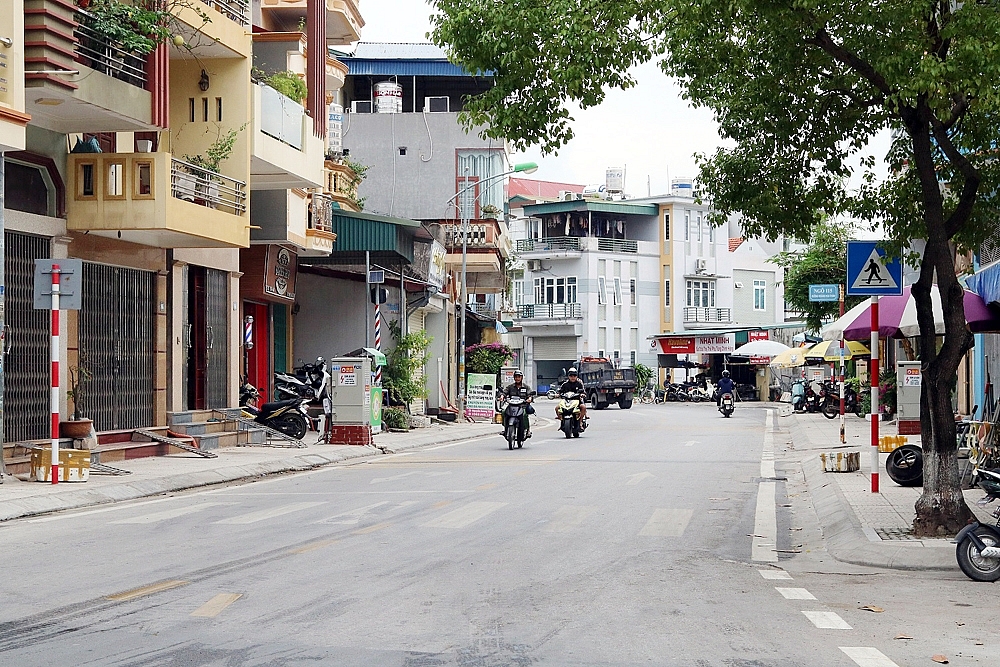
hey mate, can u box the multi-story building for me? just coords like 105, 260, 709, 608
512, 198, 662, 395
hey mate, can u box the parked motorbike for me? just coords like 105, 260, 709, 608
955, 469, 1000, 581
239, 381, 310, 440
557, 391, 584, 439
274, 371, 314, 402
822, 383, 864, 419
804, 383, 821, 413
718, 392, 735, 418
688, 385, 712, 403
502, 395, 531, 450
791, 380, 806, 412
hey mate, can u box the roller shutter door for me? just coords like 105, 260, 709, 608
532, 337, 578, 360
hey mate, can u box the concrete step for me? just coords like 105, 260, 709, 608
189, 431, 241, 450
167, 410, 218, 426
168, 420, 237, 436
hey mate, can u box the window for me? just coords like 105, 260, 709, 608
697, 214, 703, 242
216, 97, 223, 122
533, 277, 543, 305
598, 276, 607, 305
630, 350, 637, 366
684, 212, 690, 240
598, 349, 606, 358
202, 97, 209, 122
105, 160, 126, 198
686, 280, 716, 308
134, 160, 153, 198
754, 279, 767, 311
664, 212, 670, 240
664, 279, 671, 308
598, 328, 606, 350
77, 161, 97, 199
613, 277, 622, 305
709, 223, 715, 243
629, 278, 637, 305
537, 276, 578, 304
513, 279, 525, 306
189, 98, 195, 122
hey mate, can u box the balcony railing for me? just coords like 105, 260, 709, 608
310, 193, 334, 233
201, 0, 250, 26
516, 237, 581, 253
683, 307, 732, 323
171, 158, 247, 215
444, 223, 499, 248
597, 238, 638, 253
468, 302, 498, 320
518, 303, 582, 319
259, 83, 304, 150
74, 12, 147, 89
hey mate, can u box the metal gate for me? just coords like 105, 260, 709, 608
205, 268, 229, 408
79, 262, 156, 431
3, 232, 50, 443
532, 336, 579, 360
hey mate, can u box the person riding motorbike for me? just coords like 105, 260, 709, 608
716, 370, 736, 406
557, 367, 588, 429
503, 370, 534, 438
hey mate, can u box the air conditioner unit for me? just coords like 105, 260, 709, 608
696, 259, 708, 272
423, 96, 450, 112
350, 100, 373, 113
558, 190, 574, 201
734, 281, 744, 289
527, 260, 541, 271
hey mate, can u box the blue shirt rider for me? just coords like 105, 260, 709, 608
716, 370, 736, 406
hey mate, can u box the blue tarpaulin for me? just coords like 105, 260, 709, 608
968, 261, 1000, 306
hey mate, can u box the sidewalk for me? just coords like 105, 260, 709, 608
0, 420, 506, 523
781, 408, 991, 571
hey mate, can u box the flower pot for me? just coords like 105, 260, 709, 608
136, 140, 153, 153
60, 419, 94, 439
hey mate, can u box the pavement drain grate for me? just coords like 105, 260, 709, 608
874, 527, 918, 540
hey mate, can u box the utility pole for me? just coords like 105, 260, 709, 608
458, 167, 469, 418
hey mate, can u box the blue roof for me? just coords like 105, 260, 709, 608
337, 42, 491, 78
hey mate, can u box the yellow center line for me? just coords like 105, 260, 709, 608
476, 483, 498, 490
352, 522, 392, 535
105, 580, 188, 602
191, 593, 243, 618
432, 500, 452, 509
289, 538, 340, 554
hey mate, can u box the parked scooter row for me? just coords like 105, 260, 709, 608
238, 381, 310, 440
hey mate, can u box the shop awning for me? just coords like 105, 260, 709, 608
300, 210, 419, 265
362, 347, 387, 366
967, 261, 1000, 307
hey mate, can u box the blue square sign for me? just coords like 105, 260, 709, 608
846, 241, 903, 296
808, 284, 840, 302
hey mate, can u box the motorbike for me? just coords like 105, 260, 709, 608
804, 383, 821, 413
822, 383, 864, 419
274, 371, 314, 402
718, 392, 735, 418
791, 380, 806, 412
239, 381, 310, 440
557, 391, 584, 439
688, 384, 712, 403
502, 395, 531, 450
547, 387, 558, 400
955, 468, 1000, 581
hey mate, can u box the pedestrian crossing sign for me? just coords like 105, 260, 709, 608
846, 241, 903, 296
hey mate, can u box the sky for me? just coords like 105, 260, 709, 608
357, 0, 725, 195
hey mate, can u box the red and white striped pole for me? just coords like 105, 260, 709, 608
870, 295, 880, 493
373, 302, 382, 385
50, 264, 61, 485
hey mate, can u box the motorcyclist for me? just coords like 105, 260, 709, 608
503, 370, 534, 438
716, 369, 736, 406
557, 367, 588, 429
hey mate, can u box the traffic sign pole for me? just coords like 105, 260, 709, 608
50, 264, 61, 485
870, 296, 879, 493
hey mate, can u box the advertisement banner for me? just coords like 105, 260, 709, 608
658, 337, 696, 354
466, 373, 498, 420
749, 330, 769, 341
658, 334, 736, 354
370, 386, 383, 430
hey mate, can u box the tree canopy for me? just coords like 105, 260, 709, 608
431, 0, 1000, 534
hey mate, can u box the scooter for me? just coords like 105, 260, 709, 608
557, 391, 584, 439
791, 380, 806, 412
718, 392, 735, 418
239, 381, 310, 440
804, 383, 821, 413
822, 383, 864, 419
955, 469, 1000, 581
274, 371, 314, 401
502, 395, 531, 450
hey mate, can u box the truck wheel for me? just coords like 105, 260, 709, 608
618, 397, 633, 409
590, 392, 600, 410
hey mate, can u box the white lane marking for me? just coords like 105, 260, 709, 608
369, 471, 451, 484
543, 505, 596, 533
775, 587, 816, 600
421, 501, 507, 529
191, 593, 243, 618
839, 647, 901, 667
626, 472, 654, 486
761, 410, 776, 477
751, 481, 778, 562
110, 502, 229, 525
758, 570, 793, 580
315, 501, 390, 525
26, 496, 178, 523
803, 611, 852, 629
683, 440, 698, 447
423, 437, 496, 451
639, 509, 694, 537
214, 502, 326, 525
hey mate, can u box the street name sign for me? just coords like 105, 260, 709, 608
808, 284, 840, 302
846, 241, 903, 296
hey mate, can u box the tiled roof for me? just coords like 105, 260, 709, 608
729, 237, 745, 252
508, 178, 585, 201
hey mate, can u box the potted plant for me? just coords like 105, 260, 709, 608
183, 127, 240, 208
62, 364, 94, 439
481, 203, 501, 220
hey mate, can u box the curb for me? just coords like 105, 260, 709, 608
787, 417, 954, 571
0, 425, 502, 523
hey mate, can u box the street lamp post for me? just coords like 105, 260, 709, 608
447, 162, 537, 417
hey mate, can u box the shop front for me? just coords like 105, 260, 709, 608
240, 245, 298, 403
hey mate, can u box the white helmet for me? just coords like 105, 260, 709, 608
568, 367, 578, 375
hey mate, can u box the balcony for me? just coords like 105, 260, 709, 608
444, 222, 501, 250
468, 302, 498, 321
518, 303, 582, 320
516, 237, 581, 258
171, 0, 251, 59
200, 0, 250, 27
67, 152, 249, 248
596, 238, 638, 254
260, 0, 364, 45
24, 2, 155, 132
305, 193, 338, 256
251, 83, 324, 190
683, 307, 732, 324
324, 160, 362, 212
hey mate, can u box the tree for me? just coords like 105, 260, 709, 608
770, 221, 864, 332
430, 0, 1000, 535
383, 321, 432, 408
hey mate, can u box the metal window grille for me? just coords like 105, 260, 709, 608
205, 268, 230, 409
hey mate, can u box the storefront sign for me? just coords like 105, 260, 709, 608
264, 246, 297, 301
428, 240, 447, 290
749, 330, 769, 341
466, 373, 498, 419
749, 356, 770, 365
903, 367, 921, 387
657, 334, 737, 354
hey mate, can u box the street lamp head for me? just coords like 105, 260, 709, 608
513, 162, 538, 174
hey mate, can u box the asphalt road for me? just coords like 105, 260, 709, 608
1, 402, 998, 666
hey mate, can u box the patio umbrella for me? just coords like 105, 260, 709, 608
769, 345, 812, 369
803, 339, 871, 361
732, 340, 791, 357
830, 286, 1000, 341
820, 299, 872, 341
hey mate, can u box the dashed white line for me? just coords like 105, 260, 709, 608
803, 611, 852, 629
839, 647, 900, 666
776, 587, 816, 600
543, 505, 596, 533
758, 569, 793, 580
214, 502, 326, 525
421, 501, 507, 529
639, 508, 694, 537
751, 481, 778, 562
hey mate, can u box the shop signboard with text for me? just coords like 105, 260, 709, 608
657, 334, 736, 355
